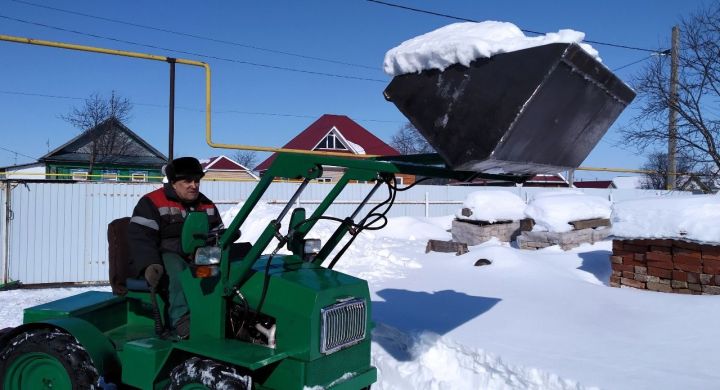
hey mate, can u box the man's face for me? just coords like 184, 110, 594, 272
172, 177, 201, 202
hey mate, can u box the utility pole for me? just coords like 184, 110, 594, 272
667, 25, 680, 190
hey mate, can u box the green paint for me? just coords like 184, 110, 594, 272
3, 352, 72, 390
10, 152, 480, 389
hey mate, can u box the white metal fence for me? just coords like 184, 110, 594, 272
0, 180, 695, 285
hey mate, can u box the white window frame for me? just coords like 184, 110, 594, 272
395, 177, 404, 186
131, 171, 148, 182
71, 169, 88, 181
101, 170, 119, 182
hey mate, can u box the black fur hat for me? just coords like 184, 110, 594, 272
164, 157, 205, 182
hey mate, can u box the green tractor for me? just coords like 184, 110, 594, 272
0, 39, 634, 389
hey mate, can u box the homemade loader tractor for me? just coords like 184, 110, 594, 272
0, 42, 634, 389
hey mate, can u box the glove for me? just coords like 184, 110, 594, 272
144, 264, 165, 289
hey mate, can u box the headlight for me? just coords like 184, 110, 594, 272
195, 246, 221, 265
303, 239, 321, 261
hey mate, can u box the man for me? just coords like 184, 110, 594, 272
128, 157, 223, 338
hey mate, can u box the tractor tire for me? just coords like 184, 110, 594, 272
0, 327, 99, 390
168, 356, 251, 389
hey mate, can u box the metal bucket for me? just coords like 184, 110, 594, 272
383, 43, 636, 174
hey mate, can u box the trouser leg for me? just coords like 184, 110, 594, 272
161, 253, 189, 327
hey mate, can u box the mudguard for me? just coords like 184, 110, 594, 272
0, 318, 120, 379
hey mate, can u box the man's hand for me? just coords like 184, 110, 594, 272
144, 264, 165, 289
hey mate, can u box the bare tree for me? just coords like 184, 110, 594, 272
621, 3, 720, 175
390, 122, 434, 155
62, 91, 136, 176
640, 151, 696, 189
232, 150, 258, 171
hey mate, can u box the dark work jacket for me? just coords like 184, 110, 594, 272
127, 183, 223, 277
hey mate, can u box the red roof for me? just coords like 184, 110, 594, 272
255, 114, 399, 171
573, 180, 614, 189
201, 155, 248, 171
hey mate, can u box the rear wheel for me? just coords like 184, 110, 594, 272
169, 357, 251, 389
0, 328, 99, 390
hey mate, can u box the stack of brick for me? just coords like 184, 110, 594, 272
516, 218, 611, 250
451, 217, 532, 246
611, 239, 720, 295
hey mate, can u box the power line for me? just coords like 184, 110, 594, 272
0, 90, 405, 124
612, 54, 655, 72
0, 15, 387, 83
0, 145, 36, 161
366, 0, 667, 54
11, 0, 380, 71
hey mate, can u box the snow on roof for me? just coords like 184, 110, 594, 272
612, 176, 643, 189
612, 195, 720, 243
383, 21, 600, 76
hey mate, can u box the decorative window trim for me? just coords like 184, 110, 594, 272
131, 172, 148, 182
313, 128, 350, 151
101, 170, 119, 182
70, 169, 88, 181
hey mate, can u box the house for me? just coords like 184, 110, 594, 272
255, 114, 414, 184
1, 117, 167, 182
200, 155, 259, 181
573, 180, 614, 189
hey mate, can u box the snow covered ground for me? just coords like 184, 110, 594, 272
3, 195, 720, 389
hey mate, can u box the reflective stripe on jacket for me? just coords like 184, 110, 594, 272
127, 183, 223, 277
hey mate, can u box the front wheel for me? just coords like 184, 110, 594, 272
0, 328, 99, 390
169, 357, 251, 389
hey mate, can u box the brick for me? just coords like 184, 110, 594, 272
700, 274, 714, 285
610, 255, 624, 264
621, 278, 645, 289
688, 283, 702, 292
703, 259, 720, 274
635, 274, 659, 283
646, 260, 673, 270
634, 253, 646, 262
611, 270, 623, 277
647, 239, 673, 247
622, 271, 636, 279
701, 245, 720, 260
614, 264, 635, 272
610, 276, 621, 285
671, 280, 689, 289
672, 270, 688, 282
687, 272, 700, 284
674, 262, 703, 273
613, 250, 635, 257
650, 245, 672, 253
647, 282, 673, 293
658, 278, 671, 285
674, 289, 692, 294
622, 257, 644, 267
612, 240, 624, 251
646, 252, 673, 262
624, 244, 649, 253
634, 266, 647, 275
673, 240, 702, 251
672, 247, 702, 258
647, 267, 673, 278
610, 281, 621, 288
673, 254, 702, 266
702, 285, 720, 295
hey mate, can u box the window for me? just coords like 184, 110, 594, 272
395, 177, 404, 186
316, 131, 348, 151
101, 170, 119, 181
71, 169, 88, 181
316, 177, 333, 183
131, 172, 148, 182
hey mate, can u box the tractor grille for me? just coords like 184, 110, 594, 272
320, 298, 367, 354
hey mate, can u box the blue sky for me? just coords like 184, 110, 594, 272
0, 0, 708, 179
